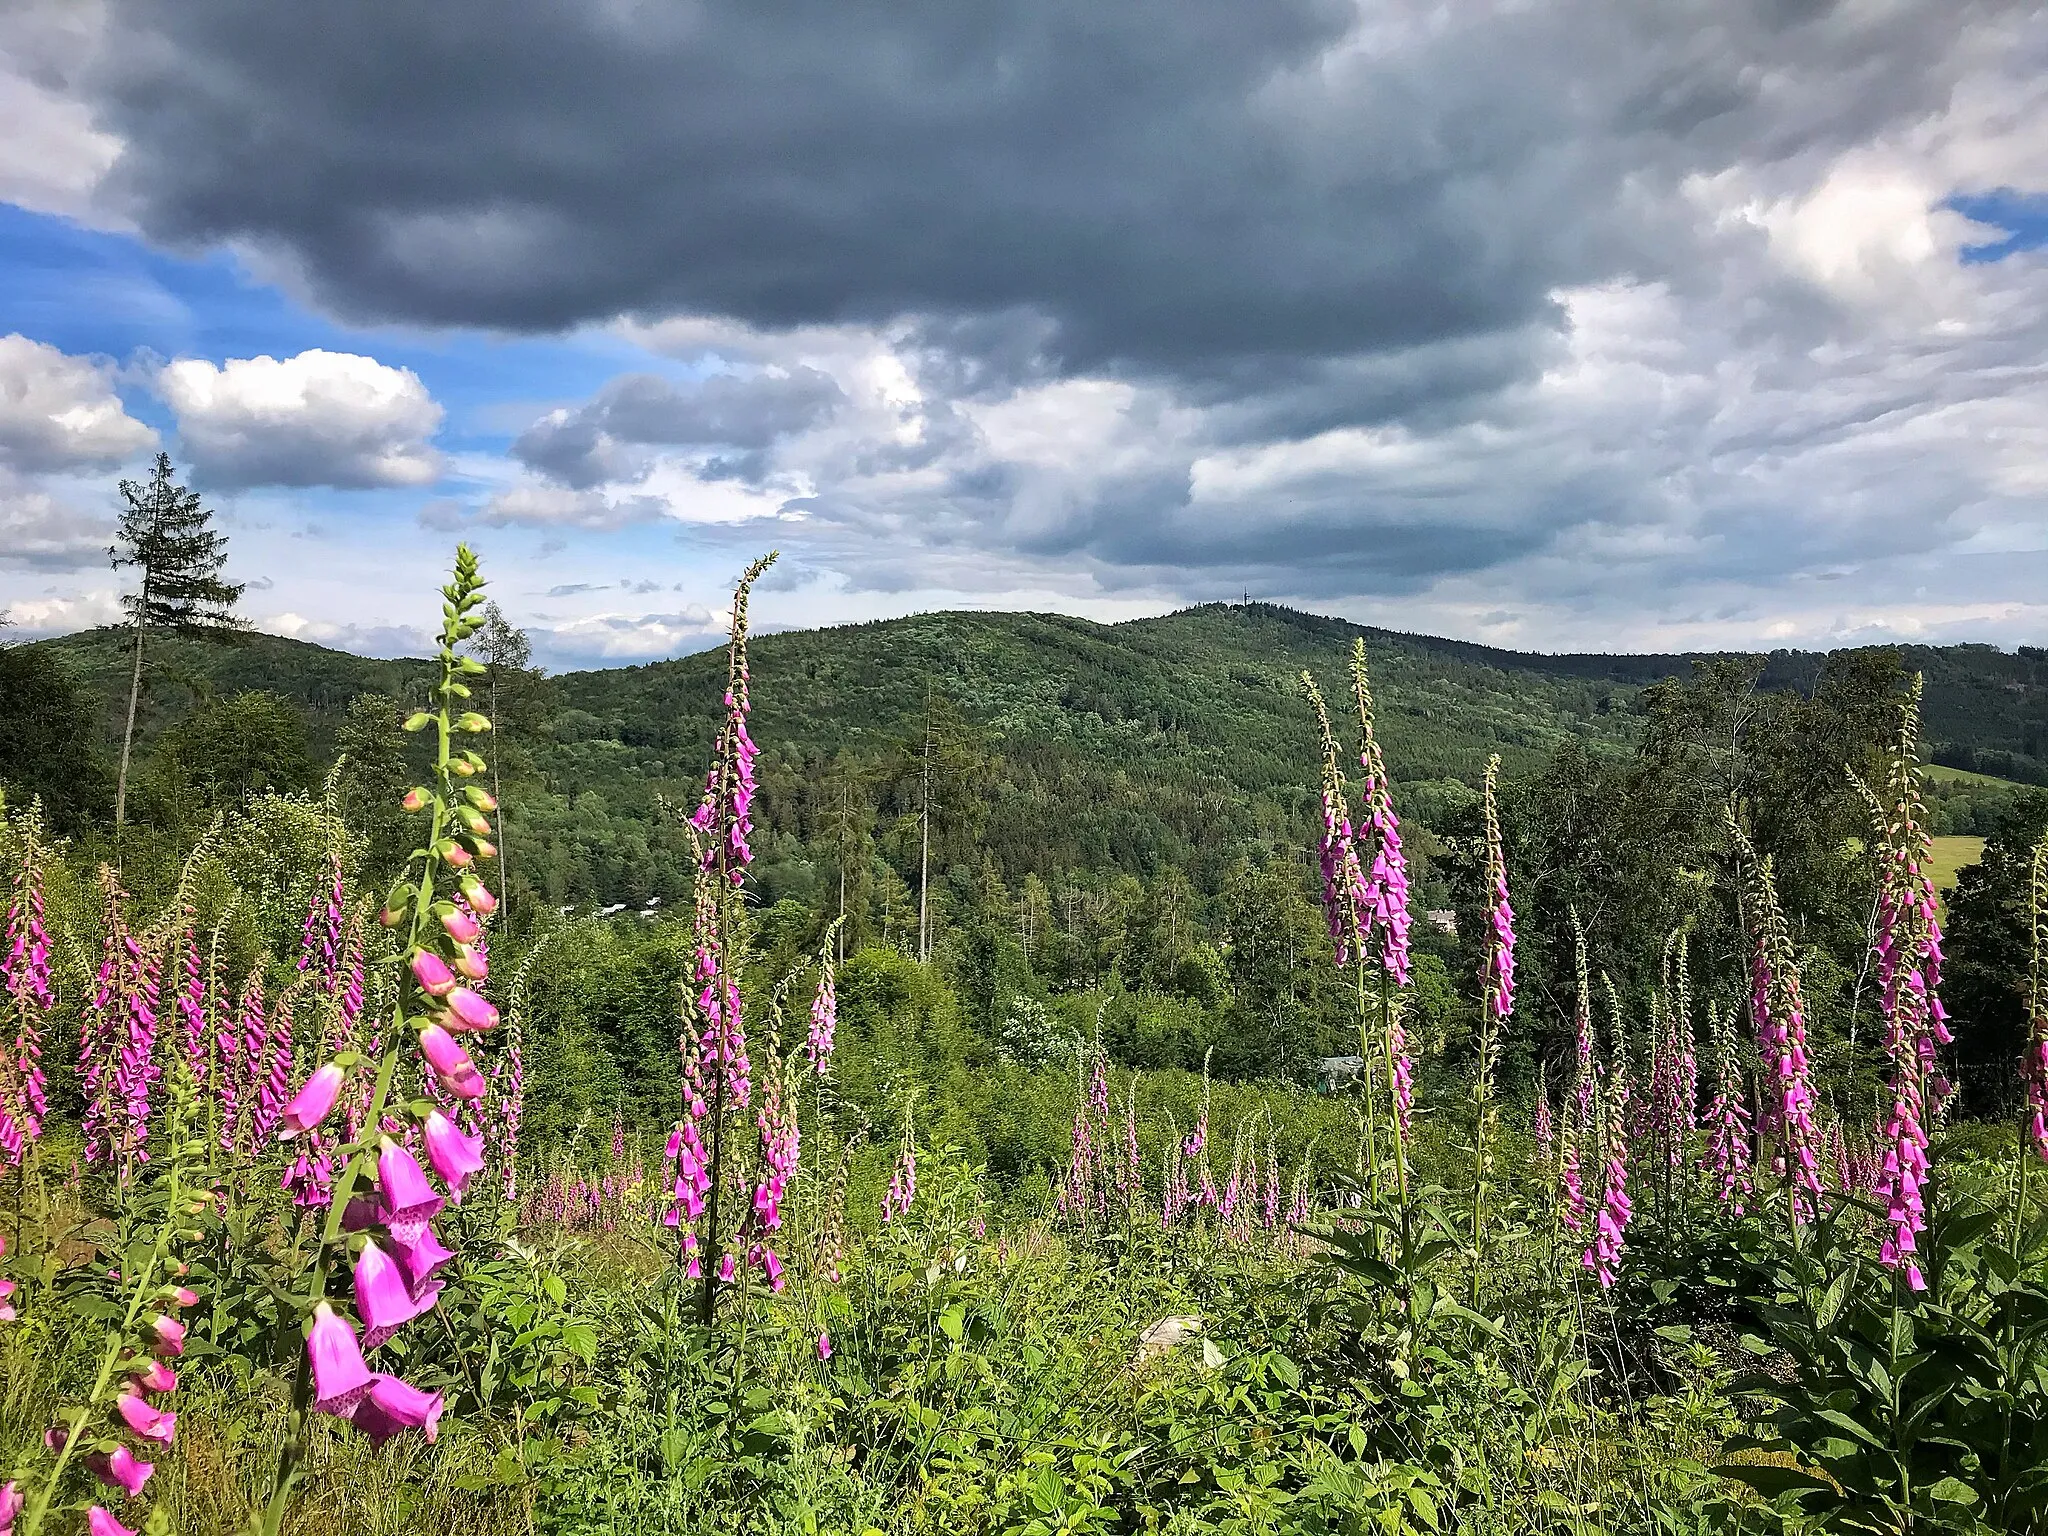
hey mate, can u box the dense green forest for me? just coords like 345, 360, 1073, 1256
7, 599, 2047, 1109
17, 603, 2048, 909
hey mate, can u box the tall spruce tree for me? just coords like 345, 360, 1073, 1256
109, 453, 245, 833
473, 601, 535, 921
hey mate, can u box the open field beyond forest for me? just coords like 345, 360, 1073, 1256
5, 543, 2048, 1536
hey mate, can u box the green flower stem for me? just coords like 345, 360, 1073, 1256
258, 566, 472, 1536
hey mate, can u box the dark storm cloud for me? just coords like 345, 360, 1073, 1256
513, 368, 844, 487
87, 0, 1998, 386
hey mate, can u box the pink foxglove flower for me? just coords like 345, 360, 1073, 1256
354, 1241, 438, 1350
492, 1021, 524, 1201
2026, 837, 2048, 1162
279, 1062, 346, 1139
1730, 813, 1823, 1228
374, 1143, 446, 1243
308, 1302, 373, 1417
441, 986, 498, 1034
421, 1110, 485, 1199
1582, 1057, 1632, 1290
0, 819, 53, 1165
147, 1315, 185, 1357
1480, 760, 1516, 1031
409, 950, 457, 998
115, 1393, 175, 1445
1701, 1005, 1754, 1214
417, 1025, 486, 1099
882, 1108, 918, 1225
352, 1374, 445, 1447
1350, 643, 1414, 991
389, 1223, 455, 1296
87, 1509, 136, 1536
1867, 690, 1951, 1290
805, 938, 838, 1069
88, 1446, 152, 1498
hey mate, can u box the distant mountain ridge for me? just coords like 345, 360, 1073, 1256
36, 601, 2048, 788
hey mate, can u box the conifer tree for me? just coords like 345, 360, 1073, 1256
109, 453, 245, 834
473, 601, 535, 921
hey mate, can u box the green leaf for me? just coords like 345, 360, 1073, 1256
1926, 1477, 1978, 1504
1816, 1267, 1854, 1329
1716, 1464, 1832, 1500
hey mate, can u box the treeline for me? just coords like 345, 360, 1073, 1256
6, 545, 2048, 1119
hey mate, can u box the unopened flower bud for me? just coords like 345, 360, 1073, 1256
442, 987, 499, 1034
410, 951, 458, 998
403, 712, 433, 733
459, 880, 498, 916
401, 787, 429, 812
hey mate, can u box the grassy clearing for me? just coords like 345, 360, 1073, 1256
1926, 833, 1986, 891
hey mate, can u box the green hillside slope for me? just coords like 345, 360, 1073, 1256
23, 603, 2048, 907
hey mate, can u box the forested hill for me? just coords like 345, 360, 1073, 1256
22, 602, 2048, 907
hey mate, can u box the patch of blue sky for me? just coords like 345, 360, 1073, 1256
1946, 188, 2048, 264
0, 204, 661, 456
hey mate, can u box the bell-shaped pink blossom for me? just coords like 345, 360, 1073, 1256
353, 1240, 438, 1350
375, 1143, 445, 1243
278, 1062, 345, 1140
409, 950, 457, 998
129, 1359, 176, 1395
389, 1223, 454, 1296
417, 1025, 486, 1100
87, 1508, 136, 1536
308, 1301, 373, 1417
115, 1392, 176, 1445
817, 1330, 832, 1360
440, 908, 481, 945
147, 1315, 185, 1357
422, 1110, 485, 1199
1, 1480, 22, 1530
441, 987, 499, 1034
452, 946, 487, 981
351, 1374, 446, 1447
88, 1446, 152, 1498
460, 880, 497, 916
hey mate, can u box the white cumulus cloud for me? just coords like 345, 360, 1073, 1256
0, 333, 156, 473
157, 348, 445, 490
0, 467, 115, 570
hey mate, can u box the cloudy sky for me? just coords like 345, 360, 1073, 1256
2, 0, 2045, 668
